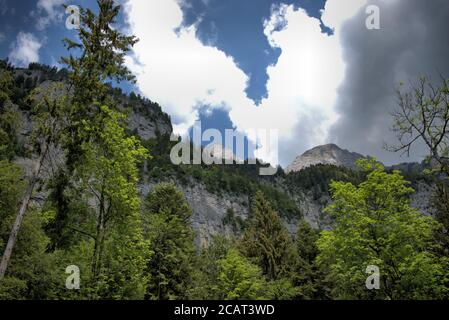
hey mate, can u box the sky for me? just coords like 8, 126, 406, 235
1, 0, 449, 167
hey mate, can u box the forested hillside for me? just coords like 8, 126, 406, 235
1, 0, 448, 300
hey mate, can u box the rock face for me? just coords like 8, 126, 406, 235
139, 181, 250, 247
8, 64, 437, 248
285, 143, 364, 173
11, 67, 173, 142
140, 181, 303, 247
126, 97, 172, 139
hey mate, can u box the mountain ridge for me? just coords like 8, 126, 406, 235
3, 62, 434, 245
285, 143, 365, 173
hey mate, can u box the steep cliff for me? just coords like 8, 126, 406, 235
6, 63, 437, 247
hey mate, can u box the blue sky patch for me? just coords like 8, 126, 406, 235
178, 0, 327, 104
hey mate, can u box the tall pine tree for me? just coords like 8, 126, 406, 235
241, 191, 297, 281
143, 183, 195, 300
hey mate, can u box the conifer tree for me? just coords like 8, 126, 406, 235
61, 0, 137, 171
294, 219, 329, 299
143, 183, 195, 300
47, 0, 139, 247
241, 191, 297, 280
41, 1, 146, 289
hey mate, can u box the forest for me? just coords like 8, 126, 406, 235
0, 0, 449, 300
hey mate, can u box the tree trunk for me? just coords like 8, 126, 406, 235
91, 192, 105, 280
0, 143, 48, 281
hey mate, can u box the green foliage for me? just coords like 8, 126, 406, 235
44, 171, 94, 251
317, 158, 449, 299
1, 1, 156, 301
0, 161, 24, 225
143, 183, 195, 300
188, 235, 233, 299
61, 0, 137, 94
190, 236, 297, 300
80, 106, 149, 218
41, 0, 144, 257
0, 209, 61, 300
293, 219, 329, 299
0, 68, 13, 105
0, 164, 65, 300
0, 69, 21, 160
286, 164, 363, 200
28, 63, 68, 82
78, 106, 149, 295
214, 248, 268, 300
42, 0, 149, 299
222, 208, 245, 233
60, 0, 138, 172
42, 105, 150, 300
93, 211, 149, 300
241, 191, 297, 281
2, 3, 448, 302
432, 183, 449, 256
265, 278, 298, 300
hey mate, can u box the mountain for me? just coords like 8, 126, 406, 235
285, 143, 364, 173
3, 62, 435, 246
9, 63, 172, 146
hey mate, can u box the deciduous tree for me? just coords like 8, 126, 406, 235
317, 159, 448, 299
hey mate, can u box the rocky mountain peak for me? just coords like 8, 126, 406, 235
285, 143, 364, 173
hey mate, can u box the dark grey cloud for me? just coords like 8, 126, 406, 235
329, 0, 449, 165
279, 109, 327, 167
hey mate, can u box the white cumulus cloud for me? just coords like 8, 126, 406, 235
123, 0, 367, 166
35, 0, 66, 30
124, 0, 251, 135
9, 32, 42, 67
